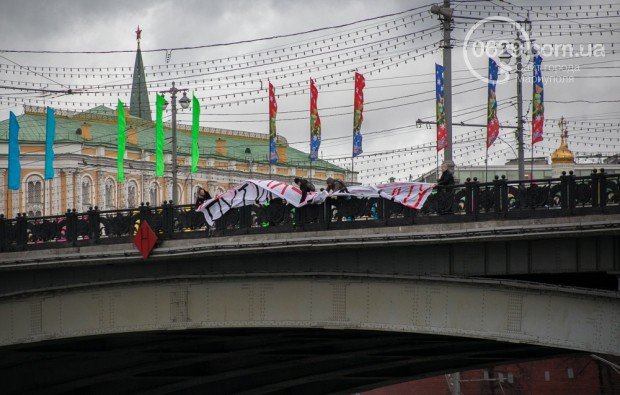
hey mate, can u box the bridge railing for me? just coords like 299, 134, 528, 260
0, 170, 618, 252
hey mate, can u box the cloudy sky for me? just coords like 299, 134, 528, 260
1, 0, 619, 181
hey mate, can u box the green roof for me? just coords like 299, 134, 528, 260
0, 106, 343, 172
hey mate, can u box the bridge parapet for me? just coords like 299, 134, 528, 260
0, 170, 618, 253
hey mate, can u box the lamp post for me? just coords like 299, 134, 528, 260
245, 147, 253, 179
498, 26, 533, 181
430, 0, 454, 170
161, 82, 190, 204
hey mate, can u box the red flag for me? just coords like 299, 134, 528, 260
132, 221, 157, 259
269, 82, 278, 164
353, 72, 365, 157
309, 78, 321, 161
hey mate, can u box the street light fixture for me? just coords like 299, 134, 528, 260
179, 92, 190, 109
498, 43, 512, 65
495, 37, 527, 180
160, 81, 189, 205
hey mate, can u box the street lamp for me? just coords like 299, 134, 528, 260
495, 24, 533, 181
245, 147, 253, 178
160, 81, 189, 204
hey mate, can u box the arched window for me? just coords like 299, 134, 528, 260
149, 182, 160, 206
127, 180, 139, 208
81, 176, 93, 212
215, 186, 225, 196
26, 175, 44, 217
104, 178, 116, 209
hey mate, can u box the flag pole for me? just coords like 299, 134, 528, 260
351, 157, 354, 184
485, 146, 489, 183
435, 149, 439, 182
530, 138, 534, 182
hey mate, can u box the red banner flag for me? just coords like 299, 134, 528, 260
310, 78, 321, 161
269, 82, 278, 164
353, 72, 365, 157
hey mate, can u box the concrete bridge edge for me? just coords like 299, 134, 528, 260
0, 274, 618, 356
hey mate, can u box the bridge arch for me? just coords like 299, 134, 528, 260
1, 274, 618, 355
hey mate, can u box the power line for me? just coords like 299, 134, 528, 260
0, 4, 435, 54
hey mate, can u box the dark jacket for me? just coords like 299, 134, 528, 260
437, 170, 454, 187
297, 178, 316, 203
195, 190, 212, 207
327, 179, 348, 193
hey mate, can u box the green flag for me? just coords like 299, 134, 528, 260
191, 95, 200, 173
117, 99, 126, 182
155, 94, 165, 177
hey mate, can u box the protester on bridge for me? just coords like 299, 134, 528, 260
293, 177, 316, 203
437, 163, 455, 187
325, 177, 348, 193
195, 187, 212, 207
436, 163, 454, 215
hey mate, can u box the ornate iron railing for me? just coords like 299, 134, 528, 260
1, 170, 618, 252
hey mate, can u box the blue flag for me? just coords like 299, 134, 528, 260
45, 107, 56, 180
435, 64, 448, 151
486, 58, 499, 148
8, 112, 21, 190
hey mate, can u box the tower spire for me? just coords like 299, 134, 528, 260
129, 26, 151, 121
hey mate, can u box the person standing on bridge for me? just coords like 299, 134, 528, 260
437, 163, 454, 187
195, 187, 212, 208
436, 163, 454, 215
325, 177, 348, 193
294, 177, 316, 204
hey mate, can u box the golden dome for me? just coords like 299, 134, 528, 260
551, 143, 575, 164
551, 117, 575, 165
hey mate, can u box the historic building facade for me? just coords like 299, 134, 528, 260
0, 104, 348, 218
0, 38, 349, 218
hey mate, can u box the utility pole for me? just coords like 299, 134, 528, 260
161, 81, 190, 204
516, 32, 525, 180
431, 0, 454, 170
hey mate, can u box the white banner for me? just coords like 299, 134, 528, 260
197, 180, 434, 226
333, 182, 435, 210
197, 180, 326, 225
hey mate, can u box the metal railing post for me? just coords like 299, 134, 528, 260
88, 206, 100, 243
499, 175, 509, 214
569, 171, 576, 214
65, 209, 78, 246
162, 202, 175, 239
16, 213, 28, 249
492, 176, 501, 217
0, 214, 6, 252
598, 168, 607, 209
471, 177, 480, 218
591, 169, 600, 208
324, 199, 331, 230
